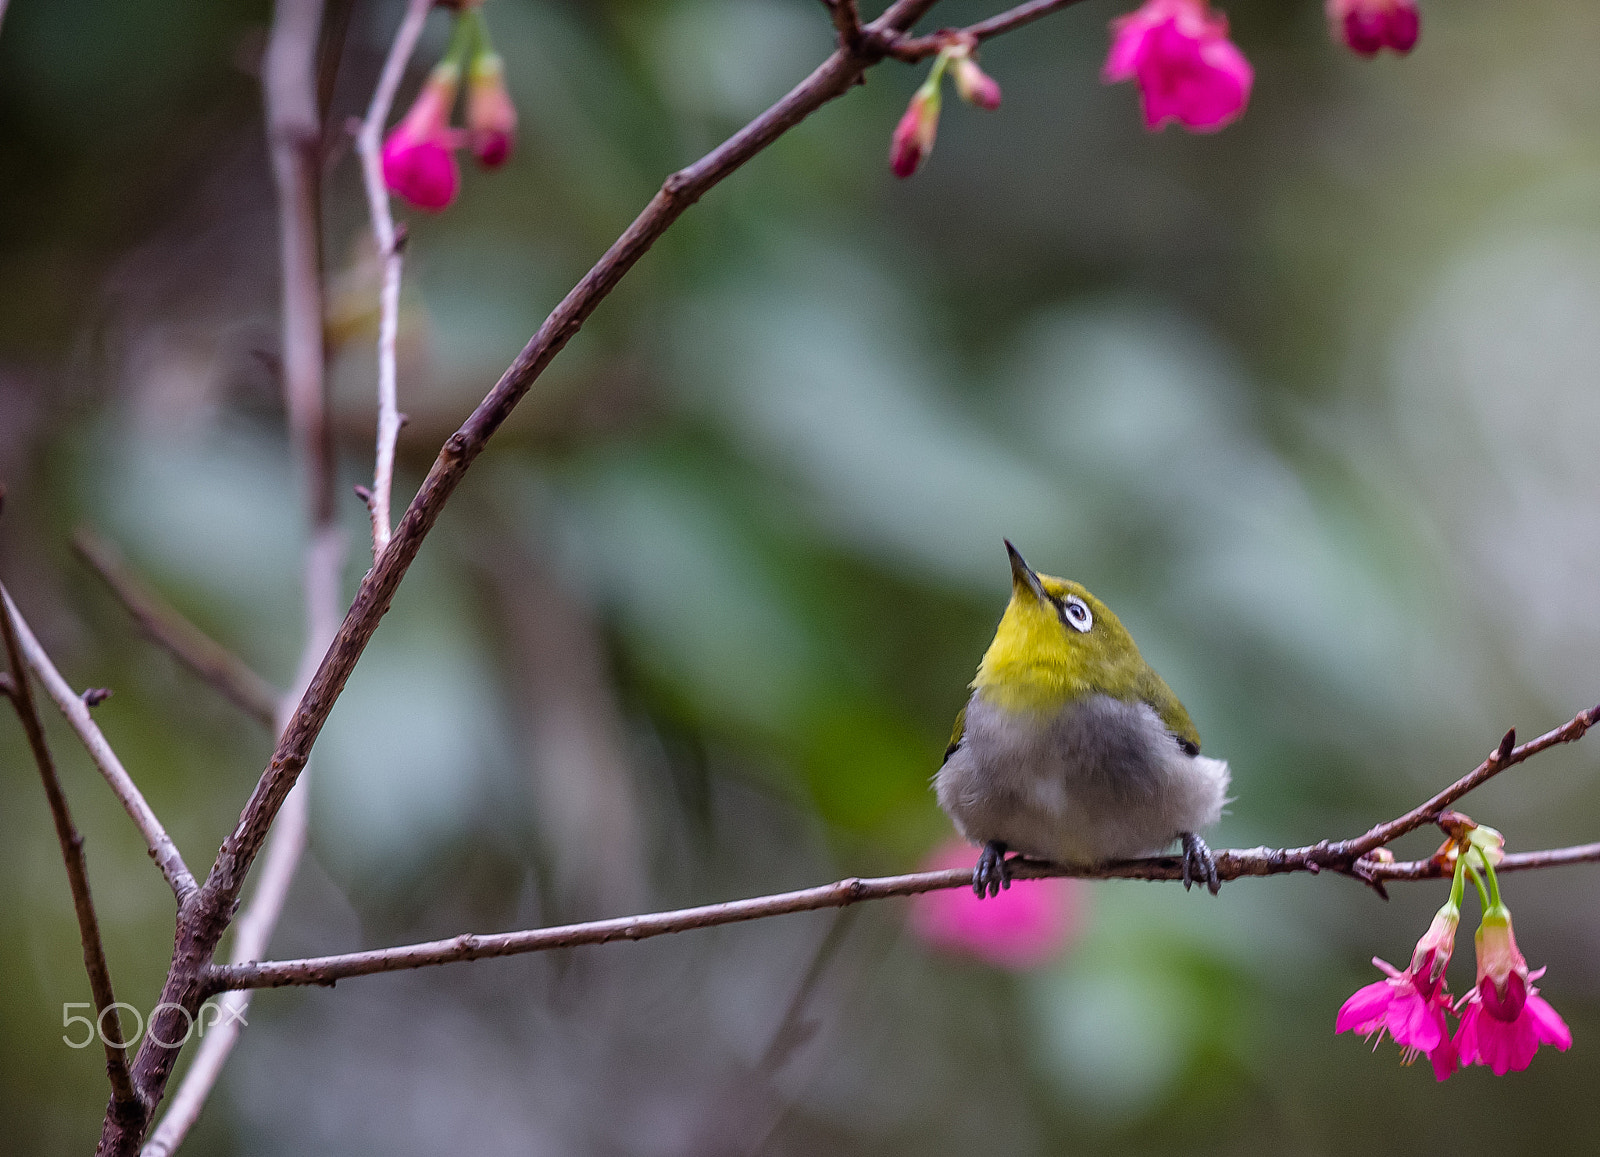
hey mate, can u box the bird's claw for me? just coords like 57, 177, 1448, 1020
973, 841, 1011, 899
1180, 832, 1220, 895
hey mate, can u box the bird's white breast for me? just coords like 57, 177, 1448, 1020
934, 692, 1229, 866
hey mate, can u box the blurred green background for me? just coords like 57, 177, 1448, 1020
3, 0, 1600, 1152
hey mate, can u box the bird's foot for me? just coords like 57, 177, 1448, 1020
1180, 832, 1220, 895
973, 841, 1011, 899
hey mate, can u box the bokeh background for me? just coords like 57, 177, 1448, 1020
3, 0, 1600, 1152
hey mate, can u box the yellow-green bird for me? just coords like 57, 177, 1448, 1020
936, 542, 1230, 897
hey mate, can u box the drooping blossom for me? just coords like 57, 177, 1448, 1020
381, 61, 463, 211
952, 53, 1003, 110
890, 79, 942, 179
1326, 0, 1419, 57
1103, 0, 1253, 132
908, 840, 1084, 970
889, 38, 1002, 178
466, 49, 517, 168
1335, 901, 1461, 1080
1453, 909, 1572, 1074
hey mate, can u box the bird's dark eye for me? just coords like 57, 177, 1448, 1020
1062, 596, 1092, 633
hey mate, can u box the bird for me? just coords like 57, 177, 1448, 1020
935, 541, 1230, 898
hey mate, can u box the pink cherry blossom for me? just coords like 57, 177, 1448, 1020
890, 84, 941, 179
1336, 966, 1457, 1080
1103, 0, 1253, 133
952, 55, 1003, 110
1452, 912, 1572, 1074
1326, 0, 1419, 57
382, 65, 463, 211
1334, 904, 1460, 1080
908, 840, 1083, 970
467, 51, 517, 169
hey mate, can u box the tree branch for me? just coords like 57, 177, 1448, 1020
134, 1, 341, 1153
822, 0, 866, 52
1, 589, 197, 902
355, 0, 432, 560
205, 705, 1600, 994
0, 585, 144, 1126
886, 0, 1088, 61
72, 530, 280, 730
202, 841, 1600, 995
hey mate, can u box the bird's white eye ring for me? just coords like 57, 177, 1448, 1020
1062, 596, 1092, 633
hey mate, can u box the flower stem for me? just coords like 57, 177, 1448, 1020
1477, 846, 1505, 911
1448, 848, 1468, 910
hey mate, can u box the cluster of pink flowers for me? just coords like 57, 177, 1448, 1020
1336, 827, 1571, 1078
890, 0, 1423, 172
381, 2, 517, 212
908, 840, 1084, 969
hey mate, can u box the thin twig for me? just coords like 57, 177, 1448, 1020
1327, 707, 1599, 861
1, 585, 144, 1124
758, 906, 858, 1077
136, 2, 341, 1153
206, 704, 1600, 994
822, 0, 865, 51
1, 589, 196, 902
72, 530, 280, 730
356, 0, 431, 559
203, 834, 1600, 995
889, 0, 1087, 60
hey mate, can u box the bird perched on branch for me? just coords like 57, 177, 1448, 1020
935, 542, 1230, 897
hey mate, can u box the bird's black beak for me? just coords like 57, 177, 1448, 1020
1005, 540, 1048, 603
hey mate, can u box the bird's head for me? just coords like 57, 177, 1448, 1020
971, 541, 1153, 715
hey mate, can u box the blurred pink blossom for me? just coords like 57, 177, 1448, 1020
382, 64, 463, 211
890, 83, 941, 179
1103, 0, 1253, 133
467, 51, 517, 169
952, 55, 1003, 110
909, 841, 1084, 970
1326, 0, 1419, 57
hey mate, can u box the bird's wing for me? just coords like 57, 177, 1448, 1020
942, 704, 966, 763
1138, 670, 1202, 754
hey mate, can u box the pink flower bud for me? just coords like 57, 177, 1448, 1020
381, 63, 463, 211
1326, 0, 1420, 56
889, 82, 941, 179
1103, 0, 1253, 133
908, 840, 1084, 970
467, 51, 517, 169
952, 55, 1002, 110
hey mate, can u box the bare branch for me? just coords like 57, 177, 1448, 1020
822, 0, 865, 52
889, 0, 1088, 61
206, 705, 1600, 994
356, 0, 432, 559
1, 589, 196, 901
133, 1, 342, 1153
1333, 706, 1599, 859
1, 584, 143, 1122
202, 839, 1600, 995
73, 530, 280, 730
